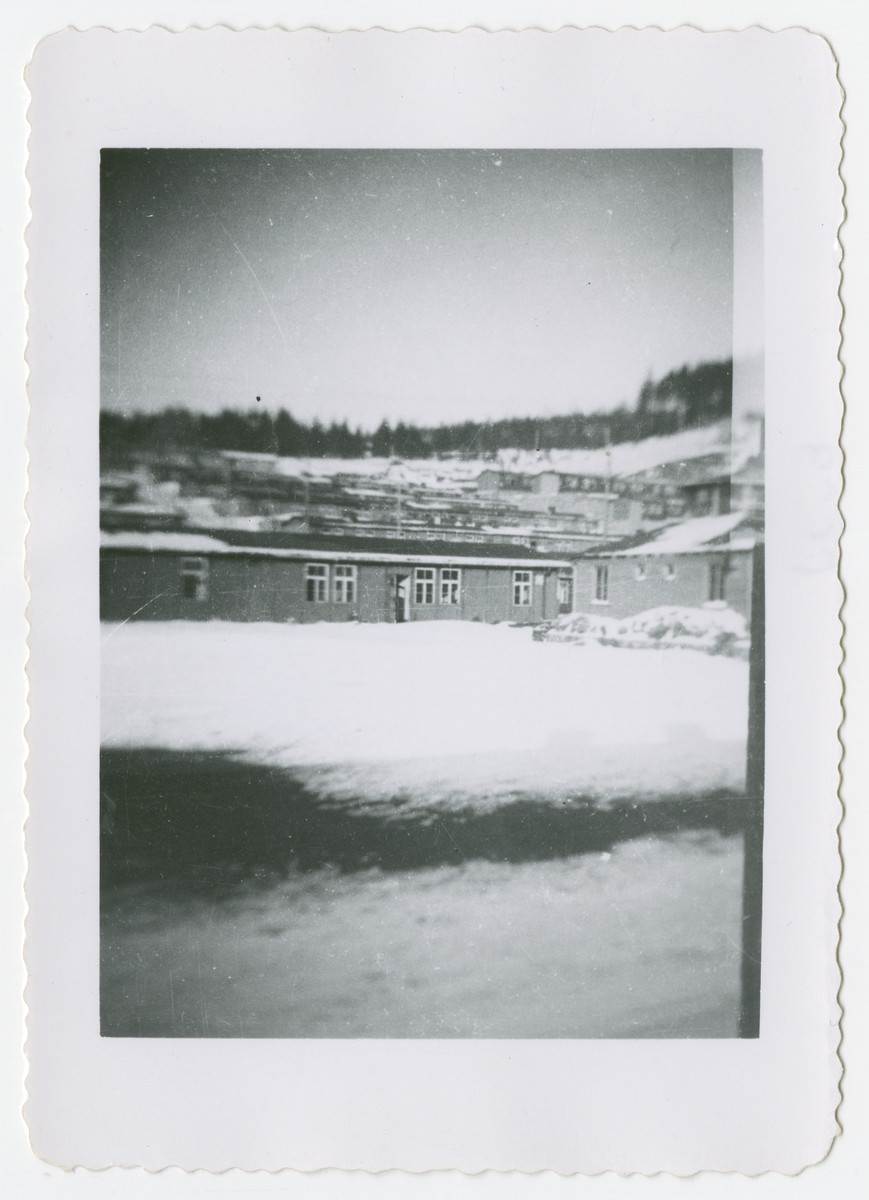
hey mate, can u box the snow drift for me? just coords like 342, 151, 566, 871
538, 604, 750, 657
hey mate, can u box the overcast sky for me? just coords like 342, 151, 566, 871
101, 148, 736, 428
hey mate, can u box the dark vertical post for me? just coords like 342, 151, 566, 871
739, 541, 765, 1037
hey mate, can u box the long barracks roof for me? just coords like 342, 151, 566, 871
100, 530, 572, 569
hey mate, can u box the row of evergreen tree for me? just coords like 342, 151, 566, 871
100, 359, 732, 463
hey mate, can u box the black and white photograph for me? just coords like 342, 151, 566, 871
98, 145, 765, 1040
22, 24, 846, 1175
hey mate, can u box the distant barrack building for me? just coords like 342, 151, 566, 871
100, 510, 760, 628
574, 512, 760, 620
99, 531, 576, 626
99, 415, 763, 626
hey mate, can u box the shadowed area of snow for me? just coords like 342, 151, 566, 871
101, 620, 749, 808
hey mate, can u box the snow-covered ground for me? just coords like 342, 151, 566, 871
101, 620, 752, 1037
101, 620, 749, 810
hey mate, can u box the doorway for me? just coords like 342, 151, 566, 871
394, 574, 410, 623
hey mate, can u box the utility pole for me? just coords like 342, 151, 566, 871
603, 424, 612, 538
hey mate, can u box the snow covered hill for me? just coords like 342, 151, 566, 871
239, 414, 761, 489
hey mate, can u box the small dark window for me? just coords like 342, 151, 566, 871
708, 560, 727, 602
594, 565, 609, 603
180, 557, 209, 601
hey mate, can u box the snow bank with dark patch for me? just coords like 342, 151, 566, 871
101, 620, 749, 809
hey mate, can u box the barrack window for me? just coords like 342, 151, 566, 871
513, 570, 532, 607
414, 567, 436, 605
333, 564, 357, 604
440, 568, 461, 605
306, 563, 329, 602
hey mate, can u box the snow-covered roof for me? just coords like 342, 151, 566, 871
100, 471, 143, 487
100, 530, 571, 569
186, 516, 277, 532
98, 502, 179, 516
724, 537, 759, 553
732, 455, 765, 485
102, 532, 234, 555
604, 511, 753, 557
220, 450, 279, 463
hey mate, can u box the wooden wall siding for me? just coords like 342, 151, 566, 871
407, 566, 555, 623
578, 551, 755, 620
100, 553, 562, 625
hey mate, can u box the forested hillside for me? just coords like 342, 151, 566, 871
100, 358, 732, 463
